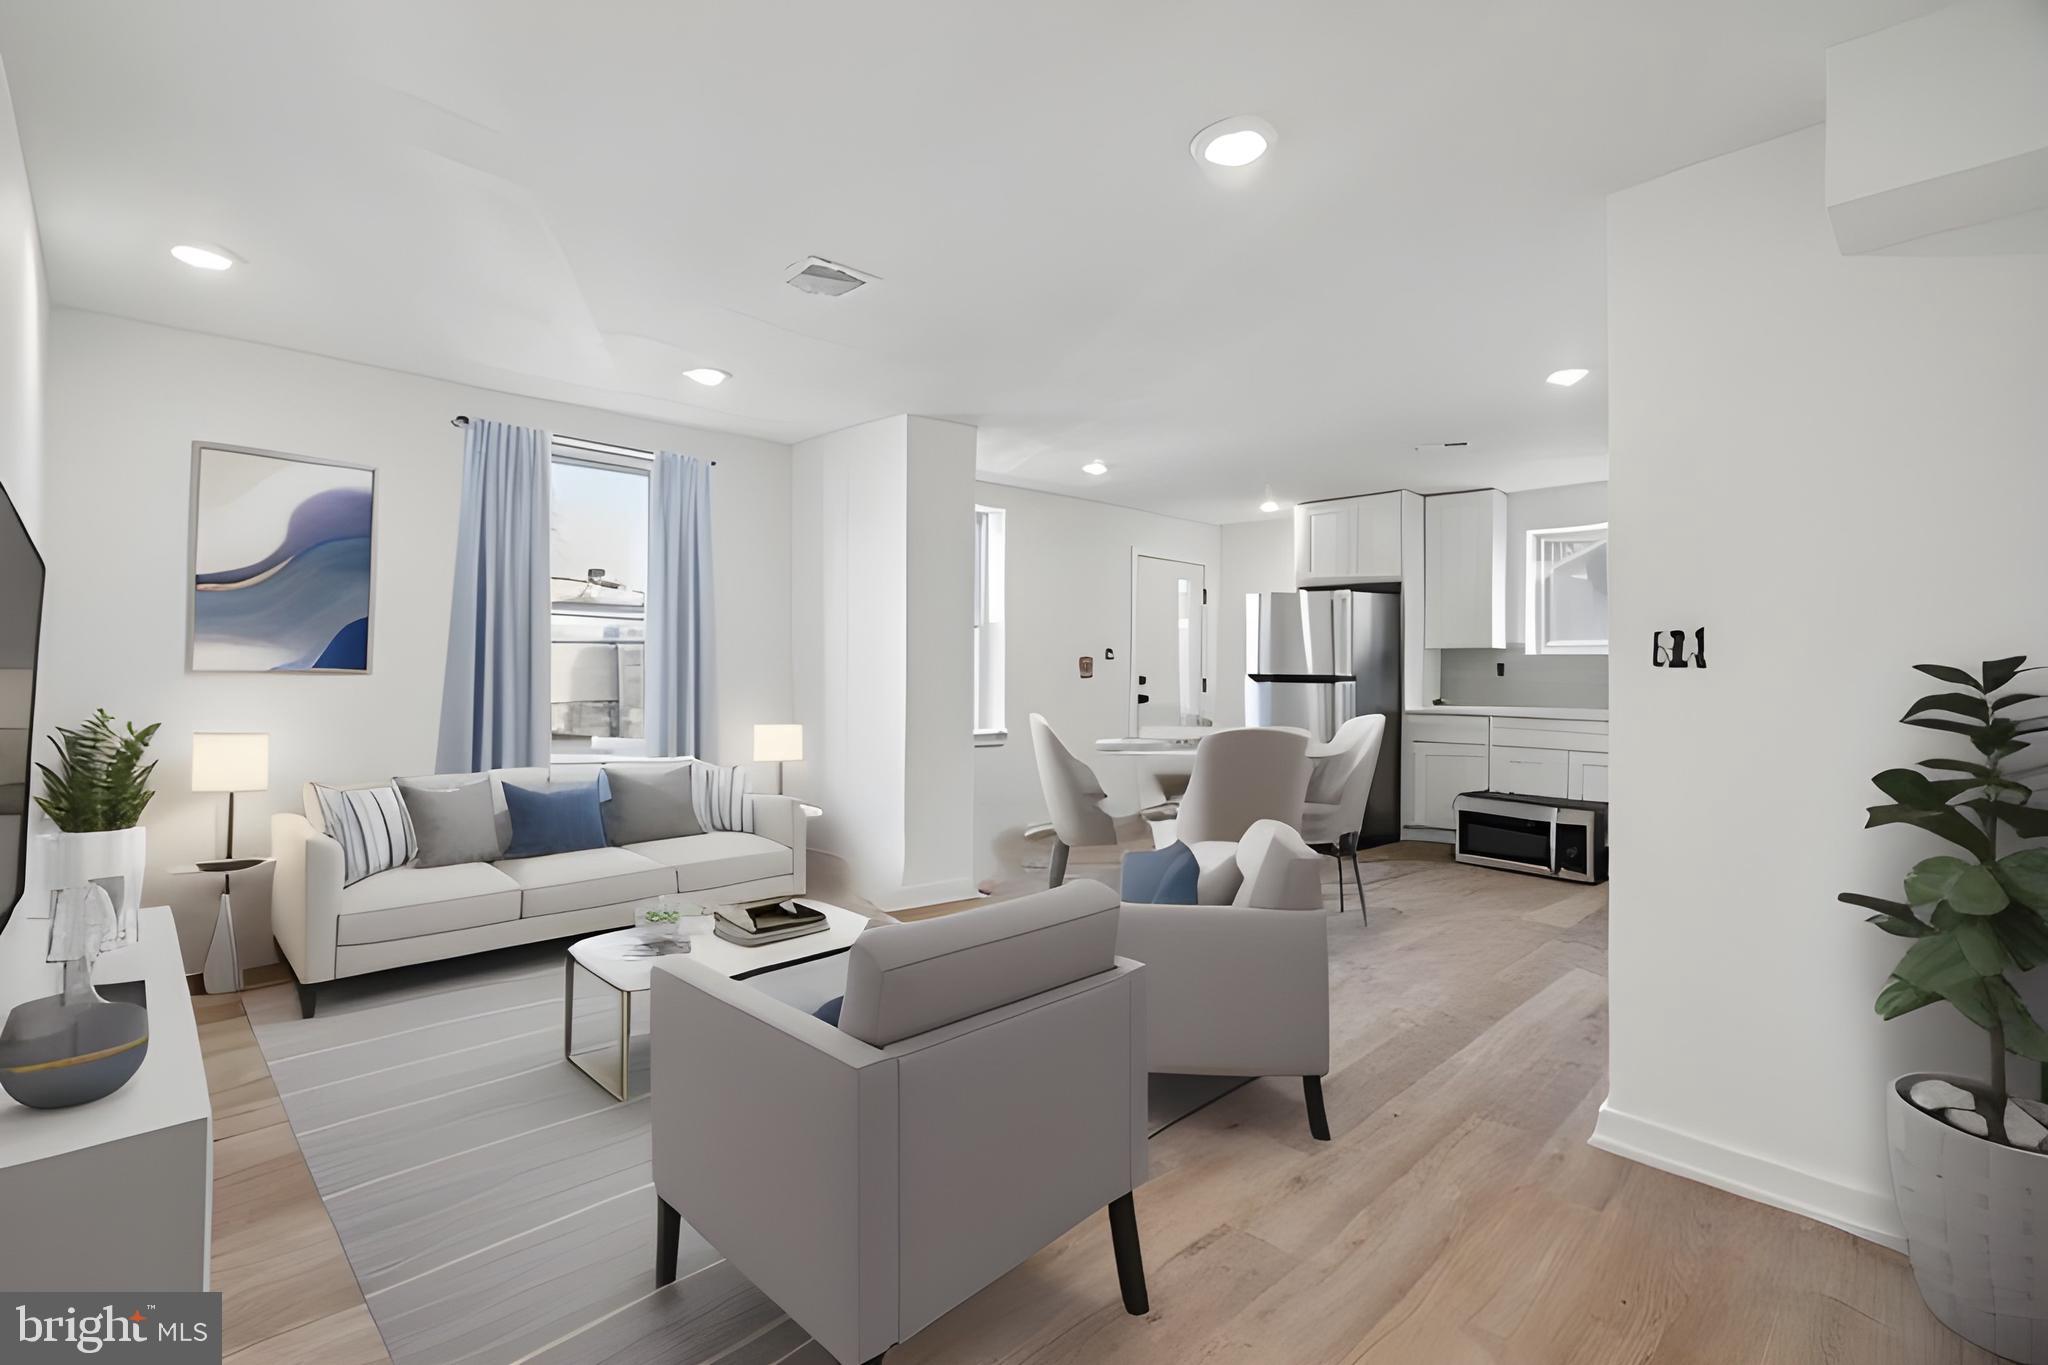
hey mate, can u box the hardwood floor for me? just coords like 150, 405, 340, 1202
196, 850, 1996, 1365
196, 969, 392, 1365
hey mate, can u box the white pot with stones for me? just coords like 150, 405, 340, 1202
1889, 1072, 2048, 1363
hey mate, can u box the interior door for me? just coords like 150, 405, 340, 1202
1133, 555, 1207, 735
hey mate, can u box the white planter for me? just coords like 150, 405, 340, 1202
41, 827, 146, 926
1888, 1072, 2048, 1363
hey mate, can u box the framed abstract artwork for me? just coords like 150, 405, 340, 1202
188, 443, 376, 673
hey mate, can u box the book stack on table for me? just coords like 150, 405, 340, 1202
713, 900, 829, 946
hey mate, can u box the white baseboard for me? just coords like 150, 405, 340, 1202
1590, 1100, 1905, 1252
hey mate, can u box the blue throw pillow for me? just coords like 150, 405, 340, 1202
501, 780, 608, 859
1121, 840, 1200, 904
814, 996, 844, 1026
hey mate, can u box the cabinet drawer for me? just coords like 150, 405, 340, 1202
1406, 712, 1489, 744
1489, 745, 1569, 799
1489, 718, 1609, 753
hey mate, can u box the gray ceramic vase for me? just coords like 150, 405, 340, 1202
1888, 1072, 2048, 1363
0, 988, 149, 1109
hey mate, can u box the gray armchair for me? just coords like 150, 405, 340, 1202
1029, 713, 1136, 886
650, 882, 1150, 1365
1119, 819, 1334, 1139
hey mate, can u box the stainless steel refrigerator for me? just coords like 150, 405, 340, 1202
1245, 588, 1403, 847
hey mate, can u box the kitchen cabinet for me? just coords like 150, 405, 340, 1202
1409, 740, 1488, 829
1424, 489, 1507, 648
1490, 744, 1568, 798
1294, 492, 1404, 586
1569, 751, 1609, 802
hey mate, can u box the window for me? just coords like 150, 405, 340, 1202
973, 506, 1007, 743
1526, 522, 1609, 655
549, 453, 650, 755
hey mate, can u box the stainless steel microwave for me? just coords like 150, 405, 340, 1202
1452, 792, 1609, 883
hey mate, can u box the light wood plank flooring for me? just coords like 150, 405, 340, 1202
197, 849, 1997, 1364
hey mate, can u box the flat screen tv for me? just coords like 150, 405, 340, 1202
0, 481, 42, 936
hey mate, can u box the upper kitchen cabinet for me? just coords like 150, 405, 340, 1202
1424, 488, 1507, 648
1294, 491, 1404, 585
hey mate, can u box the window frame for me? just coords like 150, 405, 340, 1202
548, 447, 653, 758
972, 505, 1007, 746
1524, 521, 1610, 657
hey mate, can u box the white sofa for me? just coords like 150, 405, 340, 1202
271, 760, 807, 1016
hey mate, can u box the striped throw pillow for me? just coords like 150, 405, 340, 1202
313, 783, 419, 886
689, 762, 753, 834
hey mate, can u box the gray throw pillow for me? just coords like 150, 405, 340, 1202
601, 764, 703, 845
396, 776, 501, 867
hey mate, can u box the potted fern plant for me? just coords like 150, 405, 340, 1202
35, 709, 160, 925
1840, 655, 2048, 1361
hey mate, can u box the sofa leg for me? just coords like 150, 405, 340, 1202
1106, 1192, 1149, 1315
1303, 1075, 1332, 1142
296, 982, 317, 1019
656, 1197, 681, 1286
1048, 839, 1070, 889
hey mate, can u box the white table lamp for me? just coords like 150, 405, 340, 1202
753, 724, 802, 795
192, 732, 270, 859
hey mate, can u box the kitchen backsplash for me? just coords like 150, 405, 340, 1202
1438, 649, 1609, 709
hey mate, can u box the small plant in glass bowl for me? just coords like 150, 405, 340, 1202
636, 895, 698, 948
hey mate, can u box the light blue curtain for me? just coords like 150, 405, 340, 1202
436, 418, 551, 773
644, 451, 715, 758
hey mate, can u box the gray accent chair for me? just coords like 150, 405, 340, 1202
1300, 714, 1388, 919
650, 881, 1150, 1365
1119, 819, 1334, 1139
1028, 712, 1134, 887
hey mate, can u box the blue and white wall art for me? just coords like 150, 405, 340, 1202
189, 444, 375, 673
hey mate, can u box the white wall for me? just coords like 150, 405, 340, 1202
0, 55, 42, 541
1597, 126, 2048, 1247
41, 310, 793, 969
970, 483, 1221, 881
1214, 517, 1295, 728
793, 416, 976, 909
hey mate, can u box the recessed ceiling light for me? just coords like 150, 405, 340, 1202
682, 367, 730, 387
1546, 368, 1590, 387
1191, 116, 1276, 169
1081, 460, 1108, 477
171, 243, 236, 271
1259, 485, 1281, 514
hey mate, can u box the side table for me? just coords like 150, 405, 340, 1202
168, 857, 273, 994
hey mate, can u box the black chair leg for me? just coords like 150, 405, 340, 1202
1349, 838, 1368, 924
1048, 839, 1070, 889
1303, 1075, 1332, 1141
1333, 849, 1345, 914
656, 1197, 681, 1286
1107, 1192, 1149, 1315
296, 982, 317, 1019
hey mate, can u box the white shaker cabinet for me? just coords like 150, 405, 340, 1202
1489, 744, 1568, 798
1569, 751, 1609, 802
1294, 492, 1404, 585
1424, 488, 1507, 648
1409, 741, 1489, 829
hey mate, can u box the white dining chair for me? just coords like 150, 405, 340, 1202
1299, 714, 1387, 919
1029, 713, 1137, 887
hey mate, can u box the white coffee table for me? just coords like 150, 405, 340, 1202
563, 899, 869, 1100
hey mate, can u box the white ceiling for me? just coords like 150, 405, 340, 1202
0, 1, 1940, 524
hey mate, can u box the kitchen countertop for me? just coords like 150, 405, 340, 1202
1409, 705, 1609, 721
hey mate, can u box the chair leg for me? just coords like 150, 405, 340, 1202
1350, 842, 1368, 924
1333, 850, 1346, 914
656, 1197, 681, 1286
1303, 1075, 1332, 1141
1048, 839, 1070, 889
1106, 1192, 1149, 1315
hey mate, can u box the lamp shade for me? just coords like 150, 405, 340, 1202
753, 724, 803, 764
191, 732, 270, 793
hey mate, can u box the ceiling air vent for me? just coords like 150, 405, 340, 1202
785, 256, 876, 297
